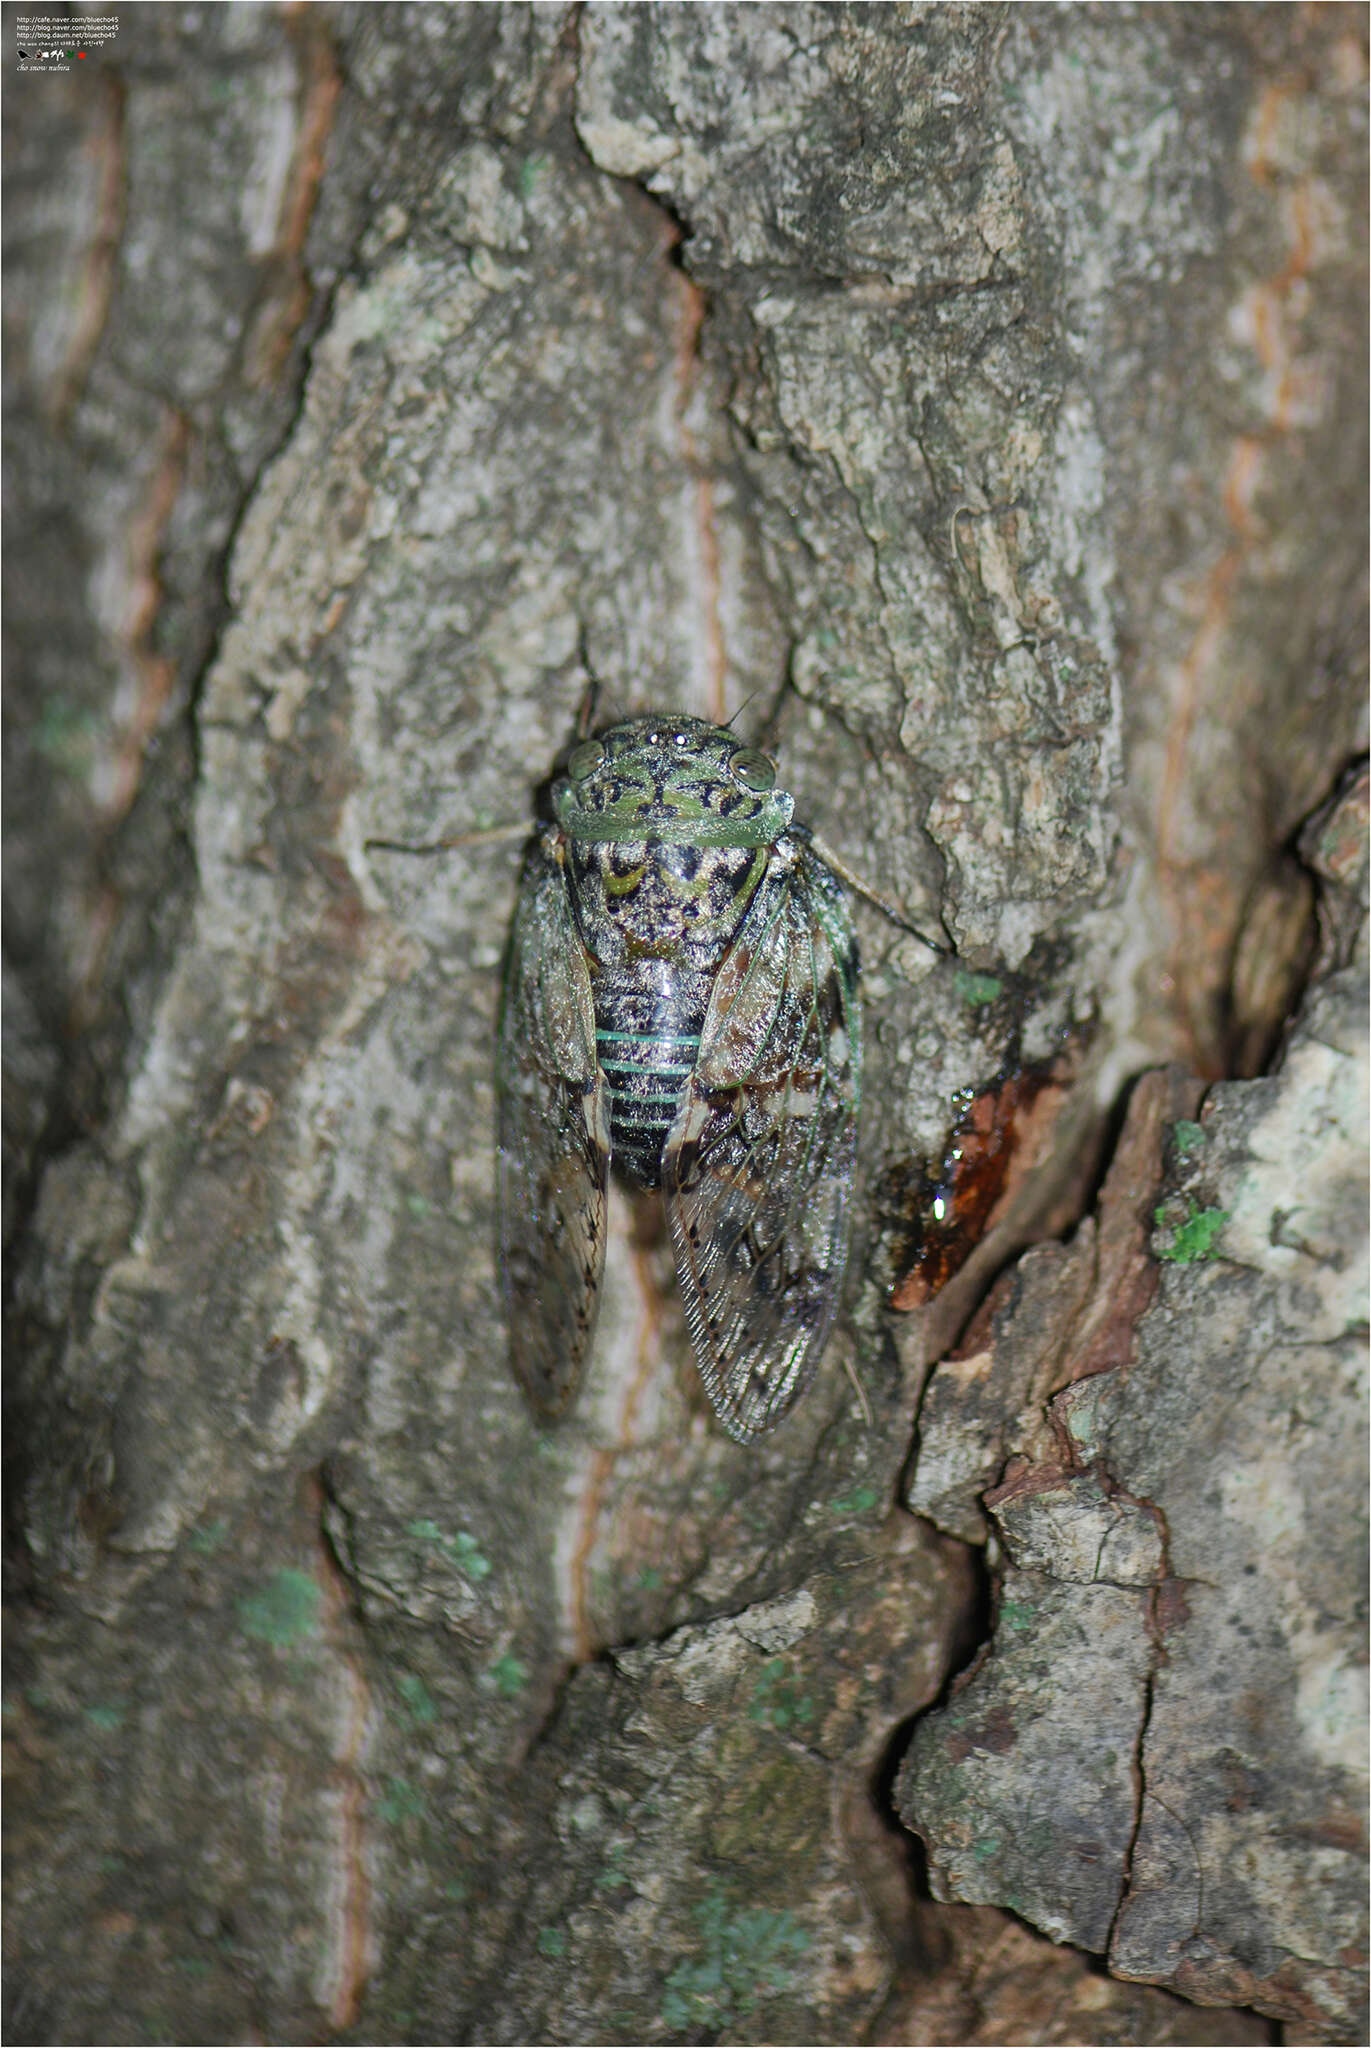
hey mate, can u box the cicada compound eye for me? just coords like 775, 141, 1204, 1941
567, 738, 606, 781
729, 748, 776, 793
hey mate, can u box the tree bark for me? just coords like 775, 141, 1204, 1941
5, 6, 1366, 2043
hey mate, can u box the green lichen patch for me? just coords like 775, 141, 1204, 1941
84, 1702, 127, 1733
999, 1598, 1035, 1632
954, 970, 1004, 1008
405, 1519, 492, 1581
827, 1482, 880, 1515
748, 1656, 816, 1734
661, 1888, 810, 2034
484, 1652, 528, 1697
1171, 1118, 1207, 1155
395, 1671, 438, 1724
594, 1842, 631, 1892
375, 1776, 425, 1825
519, 152, 550, 196
1155, 1200, 1229, 1263
235, 1568, 321, 1646
32, 696, 101, 777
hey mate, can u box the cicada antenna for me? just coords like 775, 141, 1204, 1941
806, 830, 952, 957
363, 821, 529, 855
722, 688, 763, 732
574, 624, 602, 737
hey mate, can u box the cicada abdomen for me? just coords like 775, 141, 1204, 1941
497, 715, 860, 1444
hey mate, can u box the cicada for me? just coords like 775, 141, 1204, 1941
497, 714, 861, 1444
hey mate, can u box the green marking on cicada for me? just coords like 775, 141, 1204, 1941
497, 714, 862, 1444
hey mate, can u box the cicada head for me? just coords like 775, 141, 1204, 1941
553, 717, 795, 849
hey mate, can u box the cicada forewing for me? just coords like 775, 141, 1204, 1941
497, 833, 609, 1418
663, 846, 861, 1443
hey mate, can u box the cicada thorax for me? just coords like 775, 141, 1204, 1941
565, 833, 770, 1190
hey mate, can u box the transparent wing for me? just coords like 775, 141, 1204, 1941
497, 833, 608, 1419
663, 847, 860, 1443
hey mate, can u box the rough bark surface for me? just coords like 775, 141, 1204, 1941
4, 7, 1366, 2045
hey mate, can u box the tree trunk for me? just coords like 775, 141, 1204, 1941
5, 7, 1365, 2043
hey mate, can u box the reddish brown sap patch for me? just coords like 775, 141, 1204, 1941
889, 1066, 1062, 1310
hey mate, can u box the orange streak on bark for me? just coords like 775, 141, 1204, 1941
1244, 77, 1295, 189
102, 410, 189, 824
1154, 60, 1328, 1072
1154, 526, 1244, 1071
308, 1474, 374, 2032
248, 9, 342, 387
325, 1667, 372, 2032
72, 405, 186, 1027
125, 413, 188, 650
70, 885, 126, 1037
1222, 435, 1266, 541
52, 73, 125, 424
280, 7, 343, 258
673, 260, 728, 725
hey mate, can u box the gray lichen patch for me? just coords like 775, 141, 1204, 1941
987, 1469, 1165, 1589
363, 1530, 966, 2044
899, 1569, 1155, 1953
